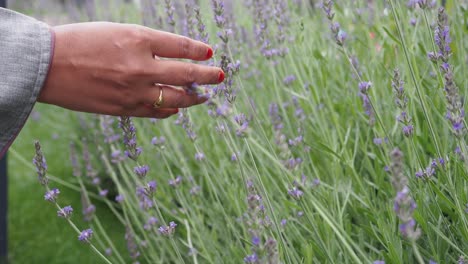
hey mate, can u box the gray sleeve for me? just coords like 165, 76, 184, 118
0, 8, 54, 157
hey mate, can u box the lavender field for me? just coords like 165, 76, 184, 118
8, 0, 468, 263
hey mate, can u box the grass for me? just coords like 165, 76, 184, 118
6, 0, 468, 263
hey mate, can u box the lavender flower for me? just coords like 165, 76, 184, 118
57, 205, 73, 219
82, 139, 97, 179
110, 150, 125, 164
460, 256, 468, 264
100, 115, 120, 144
105, 248, 112, 256
322, 0, 335, 20
125, 227, 140, 260
134, 165, 149, 178
194, 7, 209, 43
44, 188, 60, 202
115, 194, 124, 203
138, 195, 153, 211
144, 217, 158, 230
431, 8, 465, 138
234, 113, 250, 137
373, 261, 385, 264
183, 0, 196, 38
119, 116, 142, 161
99, 189, 109, 197
164, 0, 176, 31
147, 180, 157, 194
69, 142, 81, 177
242, 180, 278, 262
78, 228, 93, 243
81, 190, 96, 222
359, 81, 372, 94
281, 219, 287, 226
283, 75, 296, 86
195, 152, 205, 161
312, 178, 321, 187
33, 141, 49, 186
169, 176, 183, 188
158, 221, 177, 236
356, 80, 375, 125
82, 204, 96, 222
175, 109, 197, 141
392, 69, 414, 137
373, 138, 383, 145
244, 253, 258, 263
322, 1, 348, 46
389, 148, 421, 240
190, 185, 201, 195
288, 187, 304, 200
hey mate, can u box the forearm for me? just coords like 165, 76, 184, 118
0, 8, 54, 158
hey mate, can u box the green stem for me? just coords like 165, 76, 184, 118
412, 241, 425, 264
388, 0, 442, 158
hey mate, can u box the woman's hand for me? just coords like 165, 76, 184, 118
39, 22, 224, 118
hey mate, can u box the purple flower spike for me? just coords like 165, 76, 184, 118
147, 180, 157, 194
158, 221, 177, 236
402, 125, 414, 137
373, 138, 383, 145
169, 176, 182, 188
358, 81, 372, 94
78, 228, 93, 243
252, 236, 260, 246
115, 194, 124, 203
44, 188, 60, 202
195, 152, 205, 161
288, 187, 304, 200
283, 75, 296, 86
33, 141, 49, 186
134, 165, 149, 178
144, 217, 158, 230
244, 253, 258, 263
83, 204, 96, 222
99, 189, 109, 197
57, 205, 73, 218
119, 116, 141, 161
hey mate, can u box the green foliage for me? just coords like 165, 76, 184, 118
8, 0, 468, 263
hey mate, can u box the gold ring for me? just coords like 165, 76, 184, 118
153, 85, 163, 108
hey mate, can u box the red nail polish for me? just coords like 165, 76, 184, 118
205, 48, 213, 60
218, 71, 225, 82
175, 108, 179, 113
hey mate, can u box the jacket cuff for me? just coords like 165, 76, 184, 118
0, 8, 54, 158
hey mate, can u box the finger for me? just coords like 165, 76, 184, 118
153, 60, 224, 86
129, 106, 179, 118
143, 84, 208, 109
145, 29, 213, 61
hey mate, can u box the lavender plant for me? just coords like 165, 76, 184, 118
13, 1, 468, 263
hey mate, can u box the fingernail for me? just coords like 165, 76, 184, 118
205, 48, 213, 60
143, 103, 153, 109
175, 108, 179, 114
218, 71, 225, 82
